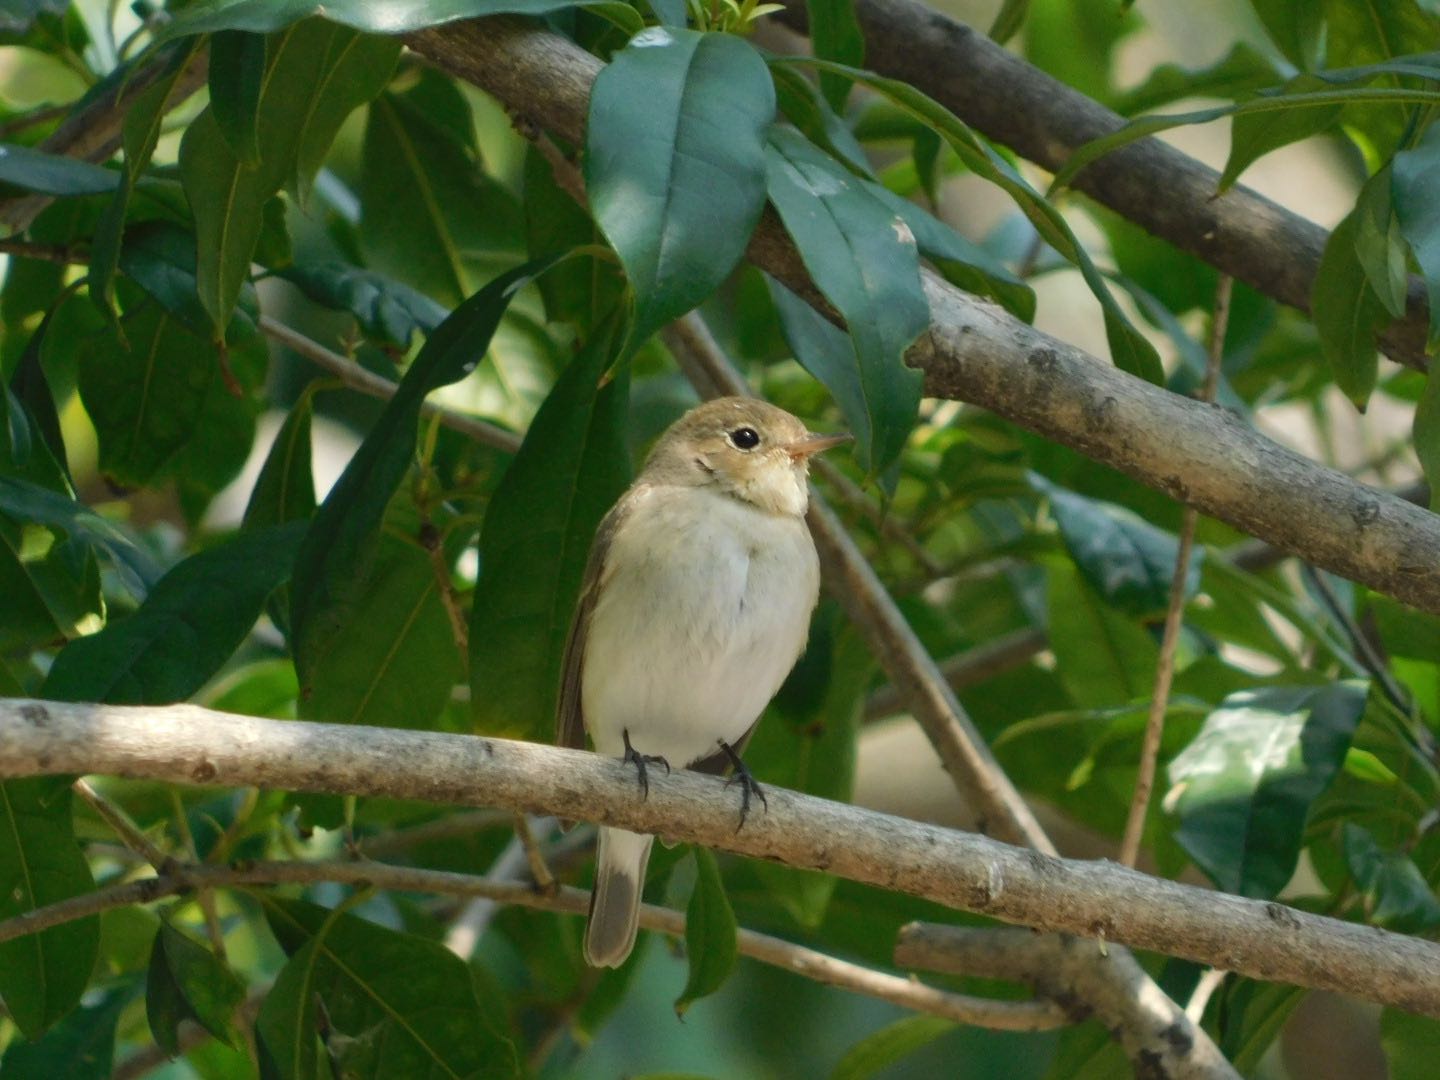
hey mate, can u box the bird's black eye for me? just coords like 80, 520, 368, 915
728, 426, 761, 450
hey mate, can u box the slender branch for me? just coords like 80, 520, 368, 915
0, 239, 82, 264
73, 778, 172, 870
864, 627, 1047, 720
358, 808, 513, 856
811, 457, 945, 577
405, 16, 1440, 621
774, 0, 1429, 369
4, 700, 1438, 1028
258, 315, 521, 454
1119, 274, 1231, 868
0, 852, 1065, 1034
513, 813, 558, 895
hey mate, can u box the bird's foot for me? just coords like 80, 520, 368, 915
718, 739, 766, 831
621, 728, 670, 799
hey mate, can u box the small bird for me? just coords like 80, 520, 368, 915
557, 396, 849, 968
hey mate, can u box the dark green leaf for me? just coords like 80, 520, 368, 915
1354, 163, 1409, 318
807, 0, 864, 111
1313, 208, 1389, 408
1167, 682, 1367, 898
831, 1015, 957, 1080
1321, 0, 1438, 161
146, 920, 246, 1056
770, 63, 873, 177
470, 327, 630, 739
1382, 1008, 1440, 1080
1046, 564, 1157, 707
1393, 121, 1440, 349
244, 393, 317, 530
302, 533, 461, 730
291, 260, 546, 686
1249, 0, 1324, 69
1113, 42, 1282, 116
9, 304, 70, 480
587, 27, 775, 348
1039, 478, 1201, 617
0, 988, 125, 1080
674, 848, 738, 1017
1414, 367, 1440, 512
987, 0, 1028, 44
276, 262, 447, 348
361, 76, 523, 308
0, 778, 99, 1039
1218, 978, 1306, 1073
209, 30, 267, 167
1341, 822, 1440, 931
157, 0, 637, 39
43, 523, 306, 705
257, 897, 516, 1080
1023, 0, 1138, 105
0, 476, 159, 596
1220, 75, 1343, 191
0, 142, 117, 195
118, 220, 259, 342
765, 127, 927, 472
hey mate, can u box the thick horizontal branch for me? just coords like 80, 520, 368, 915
4, 698, 1440, 1021
776, 0, 1427, 368
405, 18, 1440, 618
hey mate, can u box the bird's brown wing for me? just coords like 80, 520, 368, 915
688, 721, 758, 776
556, 490, 639, 750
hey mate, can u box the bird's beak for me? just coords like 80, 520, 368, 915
786, 432, 853, 461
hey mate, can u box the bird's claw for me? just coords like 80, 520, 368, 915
718, 739, 766, 831
621, 728, 669, 800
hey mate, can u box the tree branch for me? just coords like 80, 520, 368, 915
774, 0, 1428, 369
3, 699, 1439, 1026
404, 16, 1440, 620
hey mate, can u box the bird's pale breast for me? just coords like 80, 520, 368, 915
580, 485, 820, 767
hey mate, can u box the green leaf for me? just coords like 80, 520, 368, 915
276, 262, 447, 348
1321, 0, 1438, 161
1046, 563, 1157, 707
0, 778, 99, 1039
1039, 478, 1201, 618
42, 523, 306, 705
1414, 367, 1440, 514
157, 0, 637, 38
1221, 74, 1343, 190
586, 27, 775, 348
1382, 1008, 1440, 1080
146, 920, 245, 1056
361, 76, 524, 308
1354, 163, 1409, 318
180, 20, 398, 333
302, 533, 461, 730
770, 63, 873, 177
0, 142, 117, 195
0, 988, 125, 1080
256, 896, 516, 1080
470, 327, 630, 739
0, 476, 159, 596
1392, 121, 1440, 349
1167, 682, 1367, 898
1312, 208, 1389, 408
1113, 42, 1282, 116
831, 1015, 957, 1080
118, 220, 259, 342
1341, 822, 1440, 931
209, 30, 266, 167
243, 393, 317, 530
290, 260, 547, 686
674, 848, 738, 1017
987, 0, 1028, 44
765, 127, 927, 472
807, 0, 864, 111
77, 302, 265, 515
1249, 0, 1324, 69
1218, 978, 1306, 1073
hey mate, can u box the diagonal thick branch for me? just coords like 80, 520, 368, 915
4, 698, 1440, 1024
774, 0, 1428, 369
405, 17, 1440, 620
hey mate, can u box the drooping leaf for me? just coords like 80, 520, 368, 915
146, 920, 246, 1056
209, 30, 267, 167
587, 27, 775, 348
276, 262, 447, 348
9, 303, 72, 481
470, 327, 630, 739
1392, 120, 1440, 349
0, 142, 118, 195
361, 75, 524, 308
1413, 366, 1440, 513
1341, 822, 1440, 932
256, 896, 516, 1080
1218, 978, 1306, 1073
1167, 682, 1367, 898
987, 0, 1029, 45
243, 393, 317, 530
807, 0, 864, 111
770, 63, 873, 177
301, 532, 462, 730
1220, 74, 1343, 191
290, 260, 547, 685
1312, 208, 1389, 408
42, 523, 306, 705
0, 987, 125, 1079
831, 1015, 957, 1080
0, 778, 99, 1039
765, 127, 927, 472
1353, 163, 1409, 318
1113, 42, 1282, 116
674, 848, 738, 1017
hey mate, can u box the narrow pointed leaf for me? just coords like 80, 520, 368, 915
832, 1015, 957, 1080
1312, 209, 1388, 408
243, 394, 317, 530
1046, 565, 1157, 707
674, 848, 738, 1017
807, 0, 864, 110
0, 142, 117, 194
146, 920, 245, 1056
1392, 121, 1440, 349
587, 27, 775, 348
1353, 164, 1408, 318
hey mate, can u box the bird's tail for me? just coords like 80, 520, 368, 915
585, 827, 654, 968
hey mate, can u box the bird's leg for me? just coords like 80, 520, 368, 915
718, 739, 767, 829
621, 728, 670, 799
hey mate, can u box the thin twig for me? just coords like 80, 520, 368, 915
865, 627, 1047, 720
0, 238, 82, 264
513, 813, 559, 895
0, 856, 1067, 1033
1118, 274, 1231, 869
358, 808, 514, 856
257, 316, 521, 454
0, 101, 71, 139
73, 778, 172, 870
170, 788, 227, 961
1301, 562, 1411, 714
812, 457, 946, 577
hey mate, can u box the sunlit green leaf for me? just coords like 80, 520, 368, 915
1046, 563, 1157, 707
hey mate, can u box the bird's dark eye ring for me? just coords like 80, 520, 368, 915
728, 426, 761, 450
